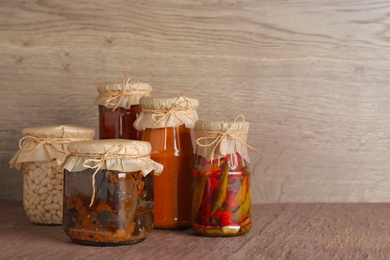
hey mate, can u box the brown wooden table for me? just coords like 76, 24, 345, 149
1, 200, 389, 259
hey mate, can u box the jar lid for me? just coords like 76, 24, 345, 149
67, 139, 152, 156
95, 76, 152, 109
22, 125, 95, 139
134, 95, 199, 130
9, 125, 95, 170
62, 139, 163, 176
194, 117, 251, 163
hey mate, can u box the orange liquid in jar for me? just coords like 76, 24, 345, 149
142, 124, 194, 229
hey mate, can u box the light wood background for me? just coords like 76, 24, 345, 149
1, 0, 390, 203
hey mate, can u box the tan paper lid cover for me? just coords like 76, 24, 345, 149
9, 125, 95, 170
95, 78, 152, 109
194, 119, 251, 163
62, 139, 163, 176
134, 96, 199, 130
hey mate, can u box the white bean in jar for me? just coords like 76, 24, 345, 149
23, 160, 63, 225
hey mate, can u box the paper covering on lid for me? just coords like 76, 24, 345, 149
95, 76, 152, 109
9, 125, 95, 170
61, 139, 163, 177
194, 117, 252, 163
134, 95, 199, 130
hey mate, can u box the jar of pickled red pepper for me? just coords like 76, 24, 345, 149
134, 95, 199, 229
61, 139, 163, 246
9, 125, 95, 225
95, 75, 152, 140
192, 116, 259, 236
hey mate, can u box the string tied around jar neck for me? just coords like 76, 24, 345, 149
142, 94, 198, 127
195, 115, 263, 160
74, 144, 156, 207
104, 74, 149, 111
19, 136, 90, 155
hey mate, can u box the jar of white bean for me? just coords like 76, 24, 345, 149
10, 125, 95, 225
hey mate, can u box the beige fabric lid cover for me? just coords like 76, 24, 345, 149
95, 77, 152, 109
133, 96, 199, 130
61, 139, 163, 176
9, 125, 95, 170
194, 118, 251, 163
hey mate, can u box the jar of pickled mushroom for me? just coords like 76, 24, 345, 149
95, 75, 152, 140
61, 139, 163, 246
9, 125, 95, 225
134, 95, 199, 229
192, 116, 260, 236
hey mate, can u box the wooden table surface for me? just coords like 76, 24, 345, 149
1, 200, 389, 259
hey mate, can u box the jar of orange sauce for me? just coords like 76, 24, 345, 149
134, 95, 199, 229
95, 75, 151, 140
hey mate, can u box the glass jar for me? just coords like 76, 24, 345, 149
134, 96, 199, 229
95, 76, 151, 140
61, 139, 163, 246
192, 118, 255, 236
98, 105, 142, 140
9, 125, 95, 225
192, 153, 251, 236
142, 125, 194, 228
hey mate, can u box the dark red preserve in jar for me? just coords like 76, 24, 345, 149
95, 76, 152, 140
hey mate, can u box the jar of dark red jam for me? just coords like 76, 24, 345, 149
61, 139, 163, 246
95, 76, 152, 140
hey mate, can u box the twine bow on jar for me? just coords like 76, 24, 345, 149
142, 95, 198, 127
19, 136, 86, 155
103, 74, 151, 111
133, 95, 199, 131
195, 115, 263, 162
9, 125, 95, 171
78, 144, 156, 207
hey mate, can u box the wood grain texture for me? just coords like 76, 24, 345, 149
1, 201, 390, 259
1, 0, 390, 202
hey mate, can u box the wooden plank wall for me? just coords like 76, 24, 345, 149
1, 0, 390, 203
